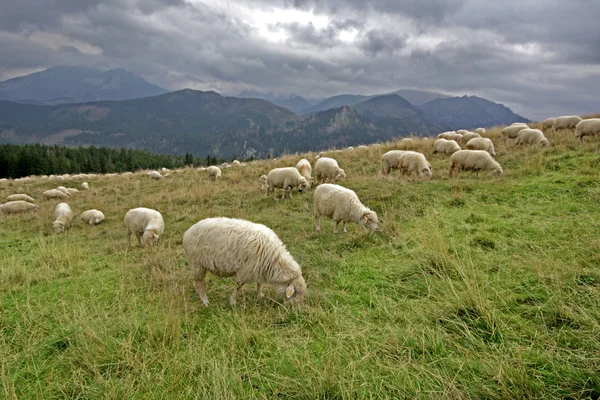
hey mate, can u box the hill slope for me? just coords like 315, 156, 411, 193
0, 66, 168, 104
302, 94, 372, 114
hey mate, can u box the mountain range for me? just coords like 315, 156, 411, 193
0, 66, 529, 158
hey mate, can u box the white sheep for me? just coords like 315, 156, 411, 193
232, 160, 241, 166
56, 186, 71, 196
465, 137, 496, 156
80, 182, 89, 190
475, 128, 486, 135
0, 201, 39, 214
449, 150, 503, 177
207, 166, 221, 181
575, 118, 600, 141
460, 131, 481, 145
52, 202, 73, 234
438, 131, 463, 141
267, 167, 310, 199
542, 118, 555, 131
552, 116, 582, 132
295, 159, 312, 181
122, 172, 133, 176
7, 194, 34, 203
124, 207, 165, 248
502, 123, 530, 139
66, 188, 79, 194
357, 145, 368, 149
161, 167, 170, 173
197, 167, 207, 172
515, 129, 550, 147
43, 189, 69, 200
0, 178, 8, 184
381, 150, 432, 179
398, 137, 415, 150
80, 209, 105, 225
313, 184, 379, 234
148, 171, 164, 180
433, 139, 461, 156
258, 175, 269, 195
314, 157, 346, 183
183, 217, 307, 306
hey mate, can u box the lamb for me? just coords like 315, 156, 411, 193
258, 175, 269, 194
542, 118, 555, 131
80, 182, 89, 190
124, 207, 165, 248
52, 203, 73, 234
381, 150, 432, 179
148, 171, 164, 180
552, 115, 582, 132
501, 123, 530, 139
43, 189, 69, 200
575, 119, 600, 141
433, 139, 461, 156
313, 184, 379, 234
207, 166, 221, 181
56, 186, 71, 196
183, 217, 307, 306
449, 150, 503, 177
295, 159, 312, 181
7, 194, 34, 203
438, 131, 463, 141
80, 209, 105, 226
465, 137, 496, 156
266, 167, 310, 199
460, 131, 481, 145
515, 129, 550, 147
474, 128, 486, 135
314, 157, 346, 183
0, 201, 39, 214
398, 137, 415, 150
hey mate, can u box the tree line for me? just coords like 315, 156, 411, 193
0, 144, 235, 179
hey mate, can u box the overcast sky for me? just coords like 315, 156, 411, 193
1, 0, 599, 120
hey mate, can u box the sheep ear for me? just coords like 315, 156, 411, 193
285, 284, 295, 298
362, 215, 368, 223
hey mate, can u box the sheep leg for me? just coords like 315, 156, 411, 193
136, 232, 143, 247
230, 282, 245, 306
314, 212, 321, 232
342, 222, 347, 233
127, 231, 132, 248
256, 283, 264, 299
334, 220, 340, 234
193, 269, 209, 305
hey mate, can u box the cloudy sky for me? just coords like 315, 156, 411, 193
1, 0, 599, 120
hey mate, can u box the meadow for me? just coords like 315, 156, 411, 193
1, 124, 599, 399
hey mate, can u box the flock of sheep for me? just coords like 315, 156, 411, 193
1, 114, 599, 306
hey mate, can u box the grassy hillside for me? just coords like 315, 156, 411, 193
1, 125, 600, 398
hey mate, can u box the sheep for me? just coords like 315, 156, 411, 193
124, 207, 164, 248
266, 167, 310, 199
465, 137, 497, 156
398, 137, 415, 150
183, 217, 307, 306
357, 145, 368, 149
66, 188, 79, 194
258, 175, 269, 195
56, 186, 71, 196
7, 194, 34, 203
161, 167, 170, 173
313, 184, 379, 234
0, 201, 39, 214
314, 157, 346, 184
80, 182, 89, 190
502, 123, 530, 139
43, 189, 69, 200
198, 167, 207, 172
80, 209, 105, 226
122, 172, 133, 176
52, 203, 73, 234
457, 129, 470, 135
575, 119, 600, 141
220, 163, 231, 168
449, 150, 503, 177
207, 166, 222, 181
433, 139, 461, 156
347, 146, 354, 150
542, 118, 555, 131
381, 150, 432, 179
295, 159, 312, 181
148, 171, 164, 180
552, 115, 582, 132
516, 129, 550, 147
475, 128, 486, 135
460, 131, 481, 145
232, 160, 241, 166
438, 131, 463, 141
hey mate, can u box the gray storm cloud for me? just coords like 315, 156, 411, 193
0, 0, 598, 120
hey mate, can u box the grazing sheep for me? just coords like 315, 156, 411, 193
460, 131, 481, 145
0, 201, 39, 214
357, 145, 368, 149
516, 129, 550, 147
80, 209, 105, 226
314, 157, 346, 184
542, 118, 556, 131
66, 188, 79, 194
122, 172, 133, 176
43, 189, 69, 200
183, 217, 307, 306
465, 137, 496, 156
148, 171, 164, 180
347, 146, 354, 150
56, 186, 71, 196
502, 123, 530, 139
398, 138, 415, 150
449, 150, 503, 177
295, 159, 312, 181
552, 115, 582, 132
575, 119, 600, 141
438, 131, 463, 141
80, 182, 89, 190
207, 166, 221, 181
161, 167, 169, 173
52, 203, 73, 234
198, 167, 207, 172
313, 184, 379, 234
381, 150, 432, 179
475, 128, 486, 135
220, 163, 231, 168
7, 194, 34, 203
433, 139, 461, 156
258, 175, 269, 194
267, 167, 310, 199
232, 160, 241, 166
124, 208, 164, 248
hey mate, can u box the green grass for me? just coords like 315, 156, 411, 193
1, 128, 600, 399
